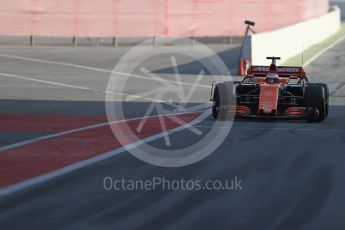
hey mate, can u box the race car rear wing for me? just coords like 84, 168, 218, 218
249, 66, 305, 78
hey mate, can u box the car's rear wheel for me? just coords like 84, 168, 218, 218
304, 84, 326, 122
317, 83, 329, 117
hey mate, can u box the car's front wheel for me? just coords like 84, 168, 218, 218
212, 85, 220, 119
212, 82, 233, 120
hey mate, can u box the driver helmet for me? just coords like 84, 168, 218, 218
265, 73, 279, 84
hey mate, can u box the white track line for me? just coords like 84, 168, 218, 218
0, 72, 166, 103
194, 126, 345, 133
0, 49, 213, 196
0, 110, 205, 152
0, 70, 209, 106
0, 53, 211, 88
0, 109, 211, 197
0, 72, 94, 91
304, 33, 345, 67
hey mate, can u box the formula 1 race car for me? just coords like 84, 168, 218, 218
212, 57, 329, 122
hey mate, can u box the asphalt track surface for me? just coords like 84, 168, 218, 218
0, 40, 344, 230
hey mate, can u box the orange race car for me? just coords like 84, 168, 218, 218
212, 57, 329, 122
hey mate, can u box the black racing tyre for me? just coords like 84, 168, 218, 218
316, 83, 329, 117
212, 82, 233, 120
212, 85, 220, 119
304, 84, 326, 122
